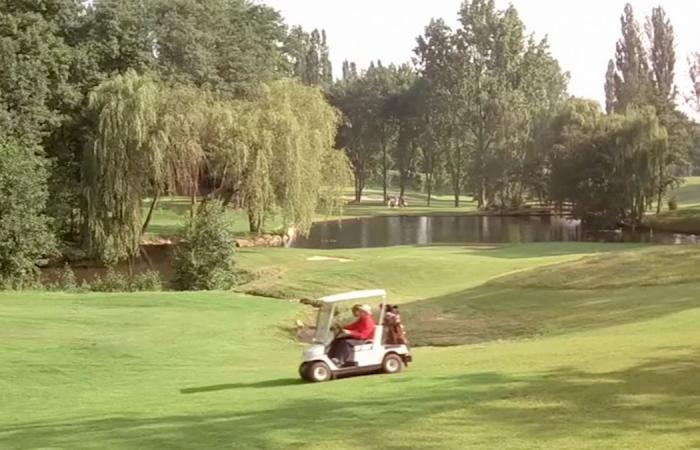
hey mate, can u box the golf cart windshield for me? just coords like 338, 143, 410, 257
313, 303, 361, 344
313, 303, 334, 344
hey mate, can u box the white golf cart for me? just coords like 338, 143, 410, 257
299, 289, 412, 382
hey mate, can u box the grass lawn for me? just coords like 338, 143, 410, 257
143, 189, 476, 239
339, 188, 477, 218
4, 243, 700, 449
648, 177, 700, 234
143, 197, 286, 239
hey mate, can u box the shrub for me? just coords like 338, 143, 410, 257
58, 264, 77, 291
48, 267, 163, 293
91, 267, 129, 292
79, 279, 91, 292
131, 270, 163, 291
173, 201, 237, 290
0, 142, 56, 288
668, 197, 678, 211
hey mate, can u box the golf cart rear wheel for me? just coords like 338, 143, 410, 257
382, 354, 403, 374
298, 362, 310, 381
308, 361, 332, 382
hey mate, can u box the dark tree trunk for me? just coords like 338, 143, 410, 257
656, 163, 664, 215
140, 246, 154, 270
477, 180, 486, 209
221, 189, 238, 209
141, 189, 160, 236
248, 212, 261, 234
354, 173, 365, 203
382, 144, 388, 203
426, 171, 433, 207
189, 176, 199, 218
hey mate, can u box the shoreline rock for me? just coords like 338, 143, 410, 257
235, 233, 287, 248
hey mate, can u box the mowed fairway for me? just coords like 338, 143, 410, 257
3, 243, 700, 449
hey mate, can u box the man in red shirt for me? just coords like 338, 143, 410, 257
328, 304, 375, 366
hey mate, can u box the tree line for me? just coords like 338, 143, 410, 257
331, 0, 700, 224
1, 0, 700, 287
0, 0, 349, 285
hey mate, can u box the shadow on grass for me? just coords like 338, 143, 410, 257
3, 351, 699, 449
180, 378, 302, 394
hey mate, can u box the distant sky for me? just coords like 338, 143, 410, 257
259, 0, 700, 112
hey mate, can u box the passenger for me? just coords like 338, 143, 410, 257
328, 304, 375, 367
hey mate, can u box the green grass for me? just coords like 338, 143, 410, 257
5, 243, 700, 449
143, 197, 284, 239
143, 189, 476, 239
648, 177, 700, 234
235, 242, 638, 301
339, 188, 478, 218
669, 176, 700, 209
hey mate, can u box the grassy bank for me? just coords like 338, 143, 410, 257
143, 197, 284, 239
5, 243, 700, 449
236, 244, 696, 346
648, 177, 700, 234
143, 189, 476, 239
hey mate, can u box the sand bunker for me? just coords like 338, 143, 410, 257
307, 256, 352, 262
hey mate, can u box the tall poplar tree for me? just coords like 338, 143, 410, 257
610, 3, 651, 111
415, 19, 460, 206
691, 52, 700, 113
287, 27, 333, 89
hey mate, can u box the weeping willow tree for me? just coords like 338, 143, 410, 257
83, 71, 165, 263
85, 73, 351, 261
319, 147, 354, 217
200, 100, 252, 211
546, 102, 668, 226
84, 71, 207, 263
618, 107, 668, 222
155, 85, 208, 219
214, 79, 351, 234
582, 107, 668, 225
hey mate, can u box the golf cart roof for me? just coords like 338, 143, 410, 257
319, 289, 386, 304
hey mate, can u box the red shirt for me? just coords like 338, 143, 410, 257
345, 314, 376, 340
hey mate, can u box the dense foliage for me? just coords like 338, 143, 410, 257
173, 201, 237, 291
544, 101, 669, 225
0, 142, 56, 287
332, 0, 697, 226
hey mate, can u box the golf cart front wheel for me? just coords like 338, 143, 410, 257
308, 361, 332, 382
382, 354, 403, 374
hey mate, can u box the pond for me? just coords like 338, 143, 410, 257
288, 215, 699, 249
43, 214, 697, 285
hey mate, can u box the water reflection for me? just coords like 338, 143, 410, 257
289, 215, 699, 249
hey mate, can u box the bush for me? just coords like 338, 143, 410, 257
91, 267, 129, 292
58, 264, 77, 291
173, 201, 237, 290
668, 197, 678, 211
131, 270, 163, 291
0, 142, 56, 288
46, 266, 163, 293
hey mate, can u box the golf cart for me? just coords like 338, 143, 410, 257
298, 289, 412, 382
